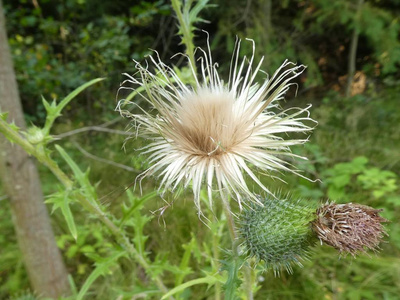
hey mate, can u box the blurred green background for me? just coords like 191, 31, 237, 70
1, 0, 400, 299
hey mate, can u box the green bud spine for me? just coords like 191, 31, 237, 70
239, 195, 316, 275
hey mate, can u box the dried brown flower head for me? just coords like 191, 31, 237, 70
312, 203, 388, 256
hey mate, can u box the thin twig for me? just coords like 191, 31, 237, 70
72, 141, 139, 173
51, 95, 145, 141
233, 0, 252, 27
52, 126, 130, 140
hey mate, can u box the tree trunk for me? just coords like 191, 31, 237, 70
0, 2, 70, 298
346, 0, 364, 97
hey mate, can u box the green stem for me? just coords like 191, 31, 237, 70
220, 196, 253, 300
170, 0, 197, 75
221, 198, 237, 242
243, 264, 254, 300
0, 118, 172, 297
211, 217, 222, 300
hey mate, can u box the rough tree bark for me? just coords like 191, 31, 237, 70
0, 2, 70, 298
346, 0, 364, 97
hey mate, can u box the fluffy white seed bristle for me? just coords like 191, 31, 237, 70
117, 40, 315, 212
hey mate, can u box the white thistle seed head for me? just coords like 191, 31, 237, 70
117, 40, 315, 212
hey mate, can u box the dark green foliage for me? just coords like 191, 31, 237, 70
0, 202, 30, 297
8, 291, 38, 300
4, 0, 172, 123
312, 0, 400, 74
4, 0, 400, 122
209, 0, 400, 88
323, 156, 398, 200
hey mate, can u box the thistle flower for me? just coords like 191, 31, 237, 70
312, 203, 388, 256
239, 195, 316, 275
118, 40, 314, 211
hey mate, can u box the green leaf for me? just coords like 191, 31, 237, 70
67, 245, 80, 258
121, 190, 155, 257
68, 274, 78, 297
43, 78, 104, 135
175, 237, 196, 289
41, 96, 51, 113
55, 145, 85, 182
221, 255, 242, 300
327, 186, 346, 200
0, 112, 8, 120
387, 196, 400, 207
351, 156, 369, 169
55, 145, 97, 203
119, 190, 157, 227
77, 250, 126, 300
62, 190, 78, 240
188, 0, 211, 25
331, 174, 351, 188
41, 95, 57, 119
46, 188, 77, 239
9, 121, 20, 132
161, 275, 221, 300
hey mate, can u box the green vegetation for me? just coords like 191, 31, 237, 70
1, 0, 400, 299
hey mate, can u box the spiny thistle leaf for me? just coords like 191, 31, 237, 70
0, 112, 20, 132
55, 145, 98, 203
0, 112, 8, 121
76, 250, 126, 300
9, 290, 39, 300
220, 253, 242, 300
43, 78, 104, 135
171, 0, 211, 45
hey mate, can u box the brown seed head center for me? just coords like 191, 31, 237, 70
174, 91, 245, 156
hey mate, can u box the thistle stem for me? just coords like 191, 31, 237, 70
212, 241, 221, 300
170, 0, 198, 76
0, 118, 172, 298
243, 264, 254, 300
220, 196, 253, 300
221, 197, 237, 241
207, 207, 222, 300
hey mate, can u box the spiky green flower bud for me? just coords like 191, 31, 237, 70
26, 126, 45, 144
239, 197, 389, 275
238, 195, 316, 275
